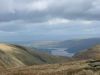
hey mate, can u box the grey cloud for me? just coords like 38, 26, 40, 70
0, 0, 100, 22
0, 20, 26, 32
1, 0, 100, 42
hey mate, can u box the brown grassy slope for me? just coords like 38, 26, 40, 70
1, 60, 100, 75
1, 45, 100, 75
0, 43, 68, 69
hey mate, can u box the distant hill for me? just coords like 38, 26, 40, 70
32, 41, 58, 48
52, 38, 100, 53
0, 43, 68, 68
73, 45, 100, 60
32, 38, 100, 56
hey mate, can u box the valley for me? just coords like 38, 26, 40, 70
35, 47, 74, 57
1, 38, 100, 75
33, 38, 100, 57
0, 0, 100, 74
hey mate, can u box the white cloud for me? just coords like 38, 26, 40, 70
29, 0, 49, 11
81, 20, 93, 24
47, 18, 70, 25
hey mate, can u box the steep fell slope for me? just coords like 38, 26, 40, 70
0, 43, 68, 68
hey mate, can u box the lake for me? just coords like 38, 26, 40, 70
50, 48, 74, 57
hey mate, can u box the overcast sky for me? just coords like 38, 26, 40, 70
0, 0, 100, 42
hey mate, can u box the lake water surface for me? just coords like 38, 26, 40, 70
51, 48, 74, 57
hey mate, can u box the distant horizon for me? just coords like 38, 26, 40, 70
0, 37, 100, 44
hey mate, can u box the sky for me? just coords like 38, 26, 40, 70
0, 0, 100, 42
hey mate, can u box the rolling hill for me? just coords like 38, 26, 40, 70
0, 43, 68, 69
56, 38, 100, 53
73, 45, 100, 60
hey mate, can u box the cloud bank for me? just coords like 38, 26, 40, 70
0, 0, 100, 42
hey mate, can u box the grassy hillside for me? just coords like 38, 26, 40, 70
1, 43, 100, 75
1, 60, 100, 75
73, 45, 100, 60
0, 43, 68, 69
